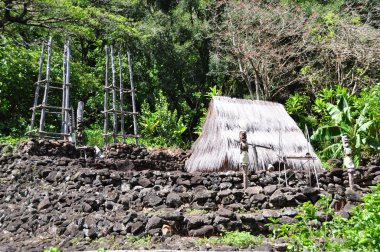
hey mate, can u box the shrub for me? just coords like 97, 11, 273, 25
139, 91, 187, 147
311, 95, 379, 165
0, 135, 27, 148
271, 184, 380, 251
193, 85, 222, 135
83, 128, 104, 147
285, 93, 317, 130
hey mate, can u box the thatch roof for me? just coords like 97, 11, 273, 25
185, 96, 322, 173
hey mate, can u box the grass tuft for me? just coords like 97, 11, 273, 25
198, 230, 264, 248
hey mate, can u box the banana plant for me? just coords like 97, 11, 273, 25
311, 96, 380, 166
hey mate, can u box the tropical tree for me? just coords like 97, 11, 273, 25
311, 95, 380, 165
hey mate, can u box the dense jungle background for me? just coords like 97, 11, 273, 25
2, 1, 380, 251
0, 0, 379, 165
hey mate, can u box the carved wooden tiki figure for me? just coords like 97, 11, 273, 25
239, 130, 249, 189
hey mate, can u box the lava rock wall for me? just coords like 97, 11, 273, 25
1, 141, 379, 251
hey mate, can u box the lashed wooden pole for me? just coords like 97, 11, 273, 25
118, 52, 126, 143
104, 46, 109, 145
70, 107, 75, 143
110, 46, 118, 143
29, 43, 45, 137
77, 101, 84, 145
38, 36, 53, 137
64, 40, 71, 140
61, 42, 67, 135
127, 51, 139, 145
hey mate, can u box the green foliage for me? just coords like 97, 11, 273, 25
139, 91, 187, 147
285, 93, 317, 130
194, 85, 222, 135
125, 235, 152, 249
311, 94, 379, 165
333, 183, 380, 251
198, 231, 264, 249
0, 37, 39, 135
0, 135, 27, 147
286, 85, 380, 165
281, 0, 344, 16
356, 83, 380, 138
0, 0, 213, 144
43, 247, 59, 252
271, 184, 380, 252
0, 144, 13, 155
270, 194, 333, 252
97, 248, 105, 252
1, 0, 380, 151
83, 128, 104, 147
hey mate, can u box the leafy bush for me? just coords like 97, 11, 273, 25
193, 85, 222, 135
285, 93, 317, 130
312, 85, 350, 124
0, 37, 39, 135
139, 91, 187, 147
285, 85, 380, 165
329, 184, 380, 251
270, 194, 333, 252
0, 135, 27, 147
311, 95, 379, 165
356, 83, 380, 140
83, 128, 104, 147
271, 183, 380, 251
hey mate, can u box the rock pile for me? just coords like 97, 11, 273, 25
18, 140, 80, 158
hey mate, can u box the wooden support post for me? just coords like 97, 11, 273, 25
127, 51, 139, 145
110, 46, 118, 144
29, 43, 45, 137
39, 37, 53, 137
252, 145, 258, 172
239, 131, 249, 189
61, 42, 67, 135
118, 52, 126, 143
283, 162, 288, 187
312, 162, 320, 189
77, 101, 84, 145
307, 125, 319, 188
104, 46, 109, 145
64, 40, 71, 140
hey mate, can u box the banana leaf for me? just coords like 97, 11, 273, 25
311, 126, 341, 141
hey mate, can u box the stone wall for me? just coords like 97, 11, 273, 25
18, 140, 190, 172
102, 143, 190, 171
18, 140, 80, 158
1, 141, 379, 251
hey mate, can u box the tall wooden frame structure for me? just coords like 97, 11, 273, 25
103, 46, 139, 145
27, 37, 74, 141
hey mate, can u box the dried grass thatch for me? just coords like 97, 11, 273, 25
185, 96, 322, 173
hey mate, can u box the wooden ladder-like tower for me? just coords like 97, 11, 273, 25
103, 46, 139, 145
27, 37, 73, 141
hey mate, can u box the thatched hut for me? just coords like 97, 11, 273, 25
185, 96, 322, 173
